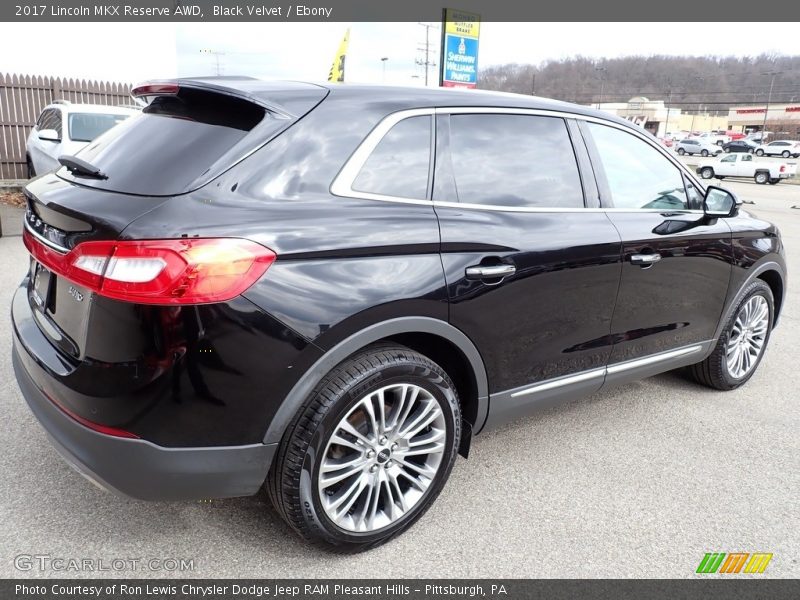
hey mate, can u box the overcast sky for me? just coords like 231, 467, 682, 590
0, 22, 798, 85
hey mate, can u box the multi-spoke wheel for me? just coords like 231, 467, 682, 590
725, 295, 769, 379
267, 344, 460, 552
319, 384, 446, 532
688, 280, 774, 390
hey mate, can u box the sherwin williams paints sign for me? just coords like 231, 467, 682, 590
440, 8, 481, 88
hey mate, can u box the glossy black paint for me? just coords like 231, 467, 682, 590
13, 80, 787, 465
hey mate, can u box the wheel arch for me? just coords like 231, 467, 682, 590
262, 317, 489, 445
712, 260, 786, 343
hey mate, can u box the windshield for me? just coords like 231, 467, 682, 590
68, 112, 131, 142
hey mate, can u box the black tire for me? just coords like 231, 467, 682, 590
266, 343, 461, 552
768, 178, 779, 185
700, 167, 715, 179
723, 147, 730, 153
748, 149, 754, 154
781, 150, 790, 158
754, 171, 769, 185
26, 155, 35, 179
756, 149, 764, 156
677, 148, 685, 156
701, 149, 709, 157
688, 280, 773, 391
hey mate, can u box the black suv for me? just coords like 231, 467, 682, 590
12, 78, 786, 552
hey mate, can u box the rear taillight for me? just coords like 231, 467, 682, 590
23, 231, 276, 305
780, 165, 786, 173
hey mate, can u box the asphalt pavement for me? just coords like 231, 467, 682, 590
0, 180, 798, 578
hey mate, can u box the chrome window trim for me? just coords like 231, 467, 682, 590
330, 105, 705, 214
506, 344, 705, 399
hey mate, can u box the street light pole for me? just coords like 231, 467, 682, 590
380, 57, 388, 83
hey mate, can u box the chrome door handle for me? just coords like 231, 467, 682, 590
630, 253, 662, 266
465, 264, 516, 279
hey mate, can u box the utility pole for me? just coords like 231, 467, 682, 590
199, 49, 226, 76
530, 72, 536, 96
760, 71, 780, 142
416, 23, 438, 86
594, 66, 607, 109
664, 86, 673, 137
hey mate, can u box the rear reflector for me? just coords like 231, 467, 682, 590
23, 231, 276, 305
43, 389, 140, 439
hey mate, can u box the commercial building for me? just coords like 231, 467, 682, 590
727, 104, 800, 138
595, 97, 728, 137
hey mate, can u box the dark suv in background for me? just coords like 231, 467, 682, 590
12, 78, 786, 552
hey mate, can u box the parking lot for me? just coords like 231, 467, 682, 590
0, 179, 798, 579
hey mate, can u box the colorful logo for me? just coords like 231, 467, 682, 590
696, 552, 773, 574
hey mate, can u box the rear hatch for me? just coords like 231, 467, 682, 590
23, 79, 327, 360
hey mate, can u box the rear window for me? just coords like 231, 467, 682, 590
59, 87, 278, 196
68, 112, 130, 142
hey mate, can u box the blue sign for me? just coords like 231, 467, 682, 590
442, 33, 479, 88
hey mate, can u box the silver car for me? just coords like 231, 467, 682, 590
675, 138, 723, 157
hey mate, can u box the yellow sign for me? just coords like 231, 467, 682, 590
444, 8, 480, 38
327, 28, 350, 83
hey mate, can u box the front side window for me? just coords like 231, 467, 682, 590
352, 115, 431, 199
444, 114, 584, 209
587, 122, 690, 210
721, 155, 736, 163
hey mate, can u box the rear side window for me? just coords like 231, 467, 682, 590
38, 109, 63, 138
445, 114, 584, 209
587, 122, 690, 210
59, 87, 276, 196
352, 116, 431, 199
68, 112, 130, 143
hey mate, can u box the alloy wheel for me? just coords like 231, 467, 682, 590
318, 383, 446, 533
726, 295, 769, 379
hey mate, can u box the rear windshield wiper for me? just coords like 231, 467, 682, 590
58, 155, 108, 180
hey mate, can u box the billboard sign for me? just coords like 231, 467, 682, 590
440, 8, 481, 88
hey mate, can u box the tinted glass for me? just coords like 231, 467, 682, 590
446, 114, 583, 208
68, 112, 130, 142
60, 88, 272, 196
588, 122, 690, 210
352, 116, 431, 199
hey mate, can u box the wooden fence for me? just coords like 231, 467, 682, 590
0, 73, 133, 179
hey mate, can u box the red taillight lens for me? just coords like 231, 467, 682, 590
780, 165, 785, 173
23, 231, 276, 305
131, 83, 179, 97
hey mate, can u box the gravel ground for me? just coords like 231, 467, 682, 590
0, 180, 797, 579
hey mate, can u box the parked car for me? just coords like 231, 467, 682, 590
725, 131, 747, 141
25, 101, 137, 177
13, 78, 786, 552
657, 136, 674, 148
755, 140, 800, 158
745, 131, 771, 144
675, 138, 723, 156
696, 153, 797, 184
695, 132, 730, 146
722, 139, 759, 153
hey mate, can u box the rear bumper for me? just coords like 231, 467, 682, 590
12, 291, 275, 501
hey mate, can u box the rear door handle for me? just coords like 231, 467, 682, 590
630, 253, 662, 267
465, 264, 516, 280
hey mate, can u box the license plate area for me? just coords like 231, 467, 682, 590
31, 259, 53, 311
28, 258, 91, 358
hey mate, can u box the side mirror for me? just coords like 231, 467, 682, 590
704, 185, 741, 218
37, 129, 60, 142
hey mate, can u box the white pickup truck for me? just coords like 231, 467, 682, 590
695, 153, 798, 185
